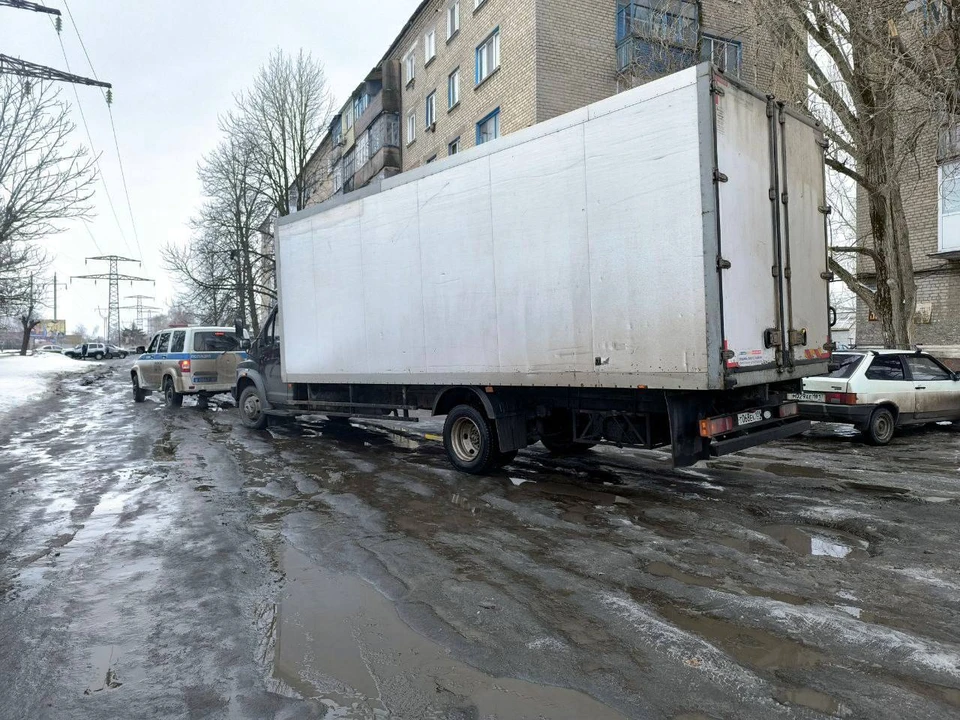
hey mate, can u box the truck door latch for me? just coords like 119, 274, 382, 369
764, 329, 783, 349
789, 329, 808, 347
713, 169, 729, 183
717, 257, 732, 270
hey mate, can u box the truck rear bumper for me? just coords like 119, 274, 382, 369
710, 419, 811, 457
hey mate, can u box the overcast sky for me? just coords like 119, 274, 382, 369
3, 0, 420, 337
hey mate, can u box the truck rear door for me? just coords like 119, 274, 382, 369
713, 74, 829, 380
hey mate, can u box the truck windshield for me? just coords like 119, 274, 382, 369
826, 353, 863, 378
193, 331, 241, 352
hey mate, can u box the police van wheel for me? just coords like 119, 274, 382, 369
132, 375, 146, 403
163, 377, 183, 408
239, 386, 268, 430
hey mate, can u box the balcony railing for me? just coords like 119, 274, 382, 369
616, 1, 699, 48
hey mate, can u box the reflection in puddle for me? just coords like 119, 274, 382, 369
270, 547, 626, 719
774, 686, 844, 716
763, 525, 869, 560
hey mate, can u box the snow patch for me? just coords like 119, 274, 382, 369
0, 354, 87, 416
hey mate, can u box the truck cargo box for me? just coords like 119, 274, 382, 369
276, 63, 830, 392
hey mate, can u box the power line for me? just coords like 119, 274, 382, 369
50, 16, 130, 256
71, 255, 153, 346
62, 0, 143, 263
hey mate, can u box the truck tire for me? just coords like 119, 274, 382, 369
864, 407, 895, 446
131, 375, 146, 403
239, 386, 268, 430
443, 405, 499, 475
163, 377, 183, 408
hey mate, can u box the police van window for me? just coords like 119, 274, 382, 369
146, 335, 160, 353
157, 332, 171, 354
865, 354, 905, 381
170, 331, 186, 353
193, 331, 241, 352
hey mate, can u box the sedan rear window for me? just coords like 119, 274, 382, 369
193, 331, 241, 352
865, 355, 906, 381
826, 354, 863, 379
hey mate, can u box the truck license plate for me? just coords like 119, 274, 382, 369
737, 410, 763, 426
787, 392, 825, 402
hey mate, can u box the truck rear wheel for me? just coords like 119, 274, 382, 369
443, 405, 499, 475
239, 386, 268, 430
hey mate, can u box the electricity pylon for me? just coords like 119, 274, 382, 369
120, 294, 159, 331
72, 256, 153, 346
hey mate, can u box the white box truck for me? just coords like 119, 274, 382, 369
235, 64, 833, 472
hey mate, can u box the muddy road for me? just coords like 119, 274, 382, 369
2, 364, 960, 719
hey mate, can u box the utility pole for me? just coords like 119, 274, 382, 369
50, 272, 68, 325
119, 294, 159, 332
71, 256, 153, 347
0, 1, 111, 89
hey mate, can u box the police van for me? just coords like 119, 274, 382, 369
131, 325, 248, 408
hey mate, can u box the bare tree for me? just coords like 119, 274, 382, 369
0, 77, 97, 248
748, 0, 959, 347
230, 49, 335, 218
0, 243, 50, 354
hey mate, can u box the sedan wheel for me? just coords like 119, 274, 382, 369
864, 407, 895, 446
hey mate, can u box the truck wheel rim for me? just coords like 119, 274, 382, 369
450, 417, 482, 462
244, 394, 261, 421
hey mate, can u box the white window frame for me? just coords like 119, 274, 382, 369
447, 1, 460, 39
474, 0, 486, 9
404, 45, 416, 85
939, 159, 960, 252
448, 68, 460, 109
701, 34, 742, 78
424, 29, 436, 64
449, 137, 460, 155
476, 28, 500, 85
425, 91, 436, 128
406, 110, 416, 146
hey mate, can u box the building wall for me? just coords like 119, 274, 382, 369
388, 0, 538, 170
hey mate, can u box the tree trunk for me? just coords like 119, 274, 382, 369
19, 317, 36, 356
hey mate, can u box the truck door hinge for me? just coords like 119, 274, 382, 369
771, 265, 779, 277
789, 329, 808, 347
721, 349, 735, 361
824, 341, 838, 352
819, 205, 833, 215
817, 138, 830, 150
713, 169, 729, 183
764, 329, 783, 349
820, 271, 835, 281
781, 192, 789, 204
717, 256, 732, 270
710, 82, 725, 96
769, 188, 777, 201
783, 266, 792, 279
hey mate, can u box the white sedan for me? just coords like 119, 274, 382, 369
793, 350, 960, 444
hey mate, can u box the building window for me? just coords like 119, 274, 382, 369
424, 29, 436, 64
404, 46, 416, 85
476, 107, 500, 145
474, 0, 486, 9
426, 155, 438, 164
906, 0, 948, 35
425, 91, 437, 128
406, 111, 416, 145
447, 1, 460, 39
940, 159, 960, 252
701, 35, 742, 77
449, 137, 460, 155
333, 162, 343, 192
356, 129, 370, 168
353, 93, 370, 120
476, 28, 500, 85
448, 68, 460, 109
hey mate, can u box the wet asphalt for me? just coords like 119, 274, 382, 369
2, 362, 960, 719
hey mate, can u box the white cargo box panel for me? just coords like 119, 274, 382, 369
276, 63, 829, 391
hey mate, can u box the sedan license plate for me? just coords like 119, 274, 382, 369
737, 410, 764, 426
788, 392, 825, 403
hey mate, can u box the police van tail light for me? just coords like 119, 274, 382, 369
179, 359, 191, 373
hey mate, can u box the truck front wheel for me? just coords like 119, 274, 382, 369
443, 405, 499, 475
239, 386, 268, 430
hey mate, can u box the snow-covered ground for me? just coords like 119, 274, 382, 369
0, 353, 89, 416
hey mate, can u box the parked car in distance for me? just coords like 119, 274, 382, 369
131, 325, 247, 408
793, 350, 960, 445
37, 345, 64, 353
63, 345, 83, 359
107, 345, 128, 359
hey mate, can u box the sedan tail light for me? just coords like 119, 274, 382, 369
826, 392, 857, 404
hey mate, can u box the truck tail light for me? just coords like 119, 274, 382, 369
700, 415, 735, 438
179, 359, 191, 373
826, 392, 857, 404
779, 402, 799, 418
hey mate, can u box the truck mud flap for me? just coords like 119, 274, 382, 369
709, 420, 811, 457
666, 393, 711, 468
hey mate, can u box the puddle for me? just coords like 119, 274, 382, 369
762, 525, 869, 560
774, 686, 845, 716
646, 562, 720, 589
657, 605, 824, 672
269, 546, 626, 718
